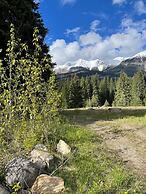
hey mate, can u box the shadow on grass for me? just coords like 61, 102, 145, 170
61, 108, 146, 126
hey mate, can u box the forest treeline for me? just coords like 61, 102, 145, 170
59, 71, 146, 108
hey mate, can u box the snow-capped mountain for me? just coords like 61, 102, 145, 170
56, 51, 146, 79
120, 51, 146, 71
73, 59, 106, 71
54, 58, 106, 74
133, 51, 146, 58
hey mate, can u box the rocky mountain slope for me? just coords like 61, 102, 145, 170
56, 51, 146, 79
120, 51, 146, 71
54, 58, 106, 74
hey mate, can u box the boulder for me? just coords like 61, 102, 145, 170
5, 157, 39, 189
57, 140, 71, 156
31, 174, 65, 194
0, 185, 10, 194
30, 149, 53, 169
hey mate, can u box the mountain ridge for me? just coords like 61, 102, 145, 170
54, 58, 106, 74
56, 51, 146, 79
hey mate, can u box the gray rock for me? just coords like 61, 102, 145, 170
31, 174, 65, 194
5, 157, 39, 189
0, 185, 10, 194
30, 148, 53, 169
34, 144, 48, 152
18, 189, 31, 194
57, 140, 71, 156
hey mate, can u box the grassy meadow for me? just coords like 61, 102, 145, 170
60, 107, 146, 193
0, 107, 146, 193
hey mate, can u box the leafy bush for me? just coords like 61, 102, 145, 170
0, 23, 61, 175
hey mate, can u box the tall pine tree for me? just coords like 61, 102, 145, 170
80, 77, 88, 106
68, 76, 83, 108
99, 77, 109, 105
0, 0, 52, 80
131, 71, 146, 106
91, 75, 100, 107
114, 72, 131, 106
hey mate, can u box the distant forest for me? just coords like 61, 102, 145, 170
58, 71, 146, 108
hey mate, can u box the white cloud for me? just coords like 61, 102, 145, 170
90, 20, 100, 32
50, 39, 80, 65
79, 32, 102, 46
134, 0, 146, 15
121, 18, 146, 31
61, 0, 76, 5
50, 18, 146, 66
113, 0, 126, 5
65, 27, 80, 36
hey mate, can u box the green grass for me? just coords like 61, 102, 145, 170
61, 108, 146, 125
0, 109, 146, 193
117, 114, 146, 126
58, 108, 146, 193
52, 122, 145, 193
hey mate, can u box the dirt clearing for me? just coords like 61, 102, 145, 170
87, 120, 146, 178
62, 108, 146, 178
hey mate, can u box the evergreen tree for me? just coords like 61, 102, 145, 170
0, 0, 47, 56
85, 98, 92, 108
85, 77, 92, 100
109, 78, 115, 106
68, 76, 83, 108
131, 71, 146, 106
91, 75, 100, 107
0, 0, 52, 80
114, 72, 131, 106
60, 79, 70, 108
91, 95, 99, 107
144, 96, 146, 106
91, 75, 99, 95
80, 77, 88, 106
58, 71, 146, 108
99, 77, 109, 106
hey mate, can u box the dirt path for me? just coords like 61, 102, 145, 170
63, 108, 146, 178
87, 121, 146, 178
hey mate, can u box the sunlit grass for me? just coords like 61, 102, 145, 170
54, 122, 145, 193
117, 115, 146, 127
60, 108, 146, 193
0, 108, 146, 193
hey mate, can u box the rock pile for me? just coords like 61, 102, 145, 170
2, 140, 71, 194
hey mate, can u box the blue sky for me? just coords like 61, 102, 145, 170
39, 0, 146, 66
